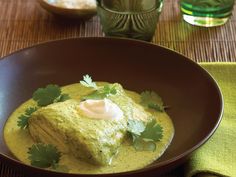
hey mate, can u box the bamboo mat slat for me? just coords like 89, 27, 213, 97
154, 1, 236, 62
0, 0, 235, 62
0, 161, 24, 177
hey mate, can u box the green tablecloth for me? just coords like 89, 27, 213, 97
185, 63, 236, 177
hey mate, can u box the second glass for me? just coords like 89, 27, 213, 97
180, 0, 235, 27
97, 0, 163, 41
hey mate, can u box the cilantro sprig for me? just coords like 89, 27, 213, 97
140, 119, 163, 141
28, 143, 69, 172
17, 107, 37, 129
80, 75, 117, 100
140, 91, 164, 112
83, 84, 117, 100
33, 84, 70, 107
80, 75, 98, 89
127, 119, 146, 136
17, 85, 70, 129
127, 119, 163, 151
28, 143, 61, 168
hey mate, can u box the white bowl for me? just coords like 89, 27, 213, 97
38, 0, 97, 19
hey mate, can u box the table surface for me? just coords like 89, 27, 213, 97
0, 0, 235, 177
0, 0, 236, 62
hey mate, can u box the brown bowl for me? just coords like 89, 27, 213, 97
0, 37, 223, 177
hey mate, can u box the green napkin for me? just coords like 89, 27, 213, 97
185, 63, 236, 177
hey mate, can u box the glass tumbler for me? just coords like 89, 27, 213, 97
97, 0, 164, 41
180, 0, 235, 27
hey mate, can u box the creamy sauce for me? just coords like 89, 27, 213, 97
3, 83, 174, 174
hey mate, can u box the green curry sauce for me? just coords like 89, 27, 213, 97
4, 83, 174, 174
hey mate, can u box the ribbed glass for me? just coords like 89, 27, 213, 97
97, 0, 163, 41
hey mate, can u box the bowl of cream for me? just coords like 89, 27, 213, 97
38, 0, 97, 19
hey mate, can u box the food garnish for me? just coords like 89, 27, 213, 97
28, 143, 62, 169
17, 107, 37, 129
17, 85, 70, 129
127, 119, 163, 151
83, 84, 117, 100
80, 74, 98, 89
127, 119, 146, 136
140, 91, 164, 112
80, 75, 117, 100
33, 84, 70, 107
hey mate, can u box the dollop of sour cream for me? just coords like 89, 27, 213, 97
78, 99, 123, 120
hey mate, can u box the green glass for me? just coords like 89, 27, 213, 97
180, 0, 235, 27
97, 0, 163, 41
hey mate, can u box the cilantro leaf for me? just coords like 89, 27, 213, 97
17, 115, 29, 129
28, 143, 61, 168
17, 107, 37, 129
25, 107, 37, 115
127, 119, 145, 136
56, 93, 70, 102
80, 75, 97, 89
140, 119, 163, 142
133, 137, 156, 151
82, 84, 117, 100
82, 90, 106, 100
140, 91, 164, 112
127, 118, 163, 151
148, 102, 164, 112
32, 85, 70, 107
79, 74, 117, 100
103, 85, 117, 95
33, 85, 61, 106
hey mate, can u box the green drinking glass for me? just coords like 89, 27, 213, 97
180, 0, 235, 27
97, 0, 163, 41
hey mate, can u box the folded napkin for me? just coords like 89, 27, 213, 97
185, 63, 236, 177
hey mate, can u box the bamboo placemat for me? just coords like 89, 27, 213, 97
0, 0, 235, 177
0, 0, 236, 62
